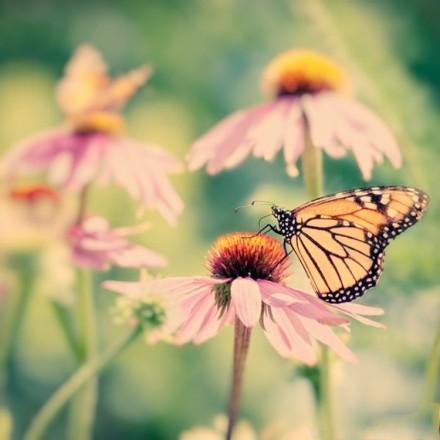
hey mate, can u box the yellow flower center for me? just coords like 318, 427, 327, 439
207, 232, 289, 282
261, 49, 350, 97
67, 111, 126, 135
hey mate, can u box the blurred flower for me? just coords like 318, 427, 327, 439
180, 414, 256, 440
1, 44, 183, 224
188, 49, 401, 180
68, 216, 166, 270
0, 184, 69, 252
105, 272, 179, 344
105, 233, 384, 364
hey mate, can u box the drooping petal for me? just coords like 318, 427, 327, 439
335, 302, 384, 316
258, 280, 347, 325
299, 316, 357, 363
250, 99, 292, 160
147, 276, 227, 298
263, 307, 317, 365
230, 278, 262, 328
68, 215, 166, 270
175, 292, 219, 344
283, 101, 305, 177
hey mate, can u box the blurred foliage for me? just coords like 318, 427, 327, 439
0, 0, 439, 439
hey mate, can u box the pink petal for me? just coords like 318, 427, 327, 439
175, 293, 218, 344
258, 280, 346, 326
283, 102, 305, 177
206, 104, 273, 174
230, 278, 262, 328
335, 302, 384, 316
148, 277, 226, 297
300, 316, 357, 363
193, 304, 224, 344
263, 308, 316, 365
250, 99, 291, 160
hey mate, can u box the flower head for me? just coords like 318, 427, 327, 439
262, 49, 350, 97
0, 184, 69, 251
1, 45, 183, 224
188, 48, 401, 180
68, 216, 166, 271
105, 232, 384, 365
106, 274, 182, 344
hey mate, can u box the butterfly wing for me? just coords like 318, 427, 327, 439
290, 186, 429, 303
56, 45, 110, 116
95, 65, 152, 112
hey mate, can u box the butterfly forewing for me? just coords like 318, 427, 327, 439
287, 186, 429, 303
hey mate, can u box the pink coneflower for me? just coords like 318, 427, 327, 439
104, 232, 384, 439
105, 232, 383, 361
1, 44, 183, 225
188, 49, 401, 180
68, 216, 166, 271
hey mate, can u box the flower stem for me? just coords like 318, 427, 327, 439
225, 319, 252, 440
67, 268, 98, 440
301, 115, 336, 440
50, 301, 82, 361
24, 325, 142, 440
0, 255, 35, 396
422, 318, 440, 427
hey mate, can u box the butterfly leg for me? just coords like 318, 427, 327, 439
243, 224, 280, 239
269, 240, 294, 275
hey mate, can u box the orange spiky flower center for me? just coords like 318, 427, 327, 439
207, 232, 289, 283
9, 184, 60, 204
261, 49, 350, 97
67, 112, 126, 135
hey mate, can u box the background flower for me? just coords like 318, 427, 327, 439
188, 49, 401, 180
68, 216, 166, 270
1, 45, 183, 224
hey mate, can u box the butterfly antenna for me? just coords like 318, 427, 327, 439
234, 200, 273, 213
258, 213, 273, 229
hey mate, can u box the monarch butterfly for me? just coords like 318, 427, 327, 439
56, 44, 152, 116
256, 186, 429, 303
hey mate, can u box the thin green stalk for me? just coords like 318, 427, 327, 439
0, 255, 36, 395
50, 301, 82, 362
422, 318, 440, 427
67, 269, 98, 440
319, 346, 335, 440
24, 325, 142, 440
301, 116, 336, 440
226, 319, 252, 440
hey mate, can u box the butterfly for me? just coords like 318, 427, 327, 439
257, 186, 429, 303
56, 44, 152, 116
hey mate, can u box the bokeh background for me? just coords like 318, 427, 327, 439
0, 0, 439, 438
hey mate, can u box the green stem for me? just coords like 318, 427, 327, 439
0, 255, 36, 396
300, 0, 428, 189
50, 301, 82, 362
225, 319, 252, 440
67, 269, 98, 440
319, 347, 335, 440
24, 325, 142, 440
422, 318, 440, 427
301, 116, 336, 440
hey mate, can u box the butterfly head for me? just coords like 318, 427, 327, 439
271, 205, 296, 238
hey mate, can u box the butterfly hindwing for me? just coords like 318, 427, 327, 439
291, 216, 386, 303
281, 186, 428, 303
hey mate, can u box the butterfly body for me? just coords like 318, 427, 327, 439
267, 186, 429, 303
